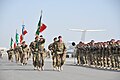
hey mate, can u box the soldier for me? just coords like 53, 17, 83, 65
96, 42, 102, 68
89, 40, 95, 67
48, 37, 58, 70
116, 40, 120, 70
38, 35, 46, 71
29, 36, 40, 70
109, 39, 116, 69
82, 44, 88, 66
14, 43, 21, 63
7, 48, 14, 62
56, 36, 66, 71
21, 41, 29, 65
85, 43, 90, 66
76, 41, 82, 65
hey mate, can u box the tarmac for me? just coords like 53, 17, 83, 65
0, 53, 120, 80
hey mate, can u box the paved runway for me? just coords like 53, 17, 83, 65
0, 53, 120, 80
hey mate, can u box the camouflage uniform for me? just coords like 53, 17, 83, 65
76, 42, 82, 65
38, 36, 46, 70
116, 40, 120, 69
108, 40, 116, 69
48, 37, 57, 70
55, 36, 66, 71
14, 44, 22, 63
29, 37, 40, 70
7, 48, 14, 62
21, 41, 29, 65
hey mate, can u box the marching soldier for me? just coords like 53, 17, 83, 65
14, 43, 21, 63
29, 36, 40, 70
7, 48, 14, 62
55, 36, 66, 71
48, 37, 58, 70
21, 41, 29, 65
38, 35, 46, 71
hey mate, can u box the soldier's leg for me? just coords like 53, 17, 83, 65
110, 55, 113, 68
101, 53, 104, 67
85, 52, 88, 66
22, 54, 25, 65
91, 52, 94, 66
36, 53, 40, 70
33, 54, 36, 68
8, 53, 10, 61
87, 53, 91, 66
103, 54, 106, 68
112, 55, 115, 69
52, 54, 57, 70
77, 54, 80, 65
20, 54, 24, 64
41, 53, 45, 71
82, 53, 86, 65
24, 52, 28, 65
59, 54, 64, 71
15, 54, 17, 63
97, 54, 101, 67
61, 53, 66, 66
118, 55, 120, 69
76, 50, 80, 65
94, 53, 97, 67
56, 54, 60, 70
107, 55, 111, 68
9, 54, 13, 62
114, 55, 118, 69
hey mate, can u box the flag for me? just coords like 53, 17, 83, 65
40, 23, 47, 32
10, 37, 13, 48
20, 34, 23, 44
15, 30, 19, 44
14, 42, 16, 48
23, 30, 27, 35
36, 11, 42, 35
22, 24, 27, 35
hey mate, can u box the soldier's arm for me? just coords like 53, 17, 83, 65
63, 43, 67, 54
48, 43, 52, 50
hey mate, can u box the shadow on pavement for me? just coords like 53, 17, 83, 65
65, 63, 120, 72
0, 68, 36, 71
0, 68, 55, 72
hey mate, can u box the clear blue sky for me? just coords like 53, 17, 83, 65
0, 0, 120, 48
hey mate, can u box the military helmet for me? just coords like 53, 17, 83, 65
53, 37, 57, 41
22, 41, 25, 44
40, 35, 43, 38
35, 36, 39, 39
58, 36, 62, 39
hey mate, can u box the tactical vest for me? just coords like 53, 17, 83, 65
56, 42, 66, 53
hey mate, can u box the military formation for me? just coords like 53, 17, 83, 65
7, 41, 31, 65
75, 39, 120, 70
7, 35, 66, 72
6, 34, 120, 71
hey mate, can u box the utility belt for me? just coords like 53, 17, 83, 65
56, 49, 64, 54
57, 51, 63, 54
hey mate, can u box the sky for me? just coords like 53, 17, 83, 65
0, 0, 120, 49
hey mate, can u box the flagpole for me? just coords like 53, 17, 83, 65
15, 29, 17, 47
41, 10, 43, 16
22, 21, 25, 41
39, 10, 42, 35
